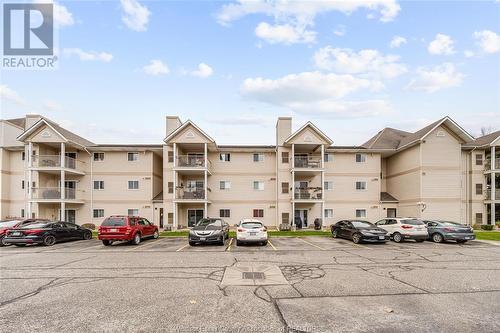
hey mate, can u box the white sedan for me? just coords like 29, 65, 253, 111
236, 219, 268, 246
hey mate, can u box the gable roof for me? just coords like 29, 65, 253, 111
362, 117, 474, 151
463, 130, 500, 148
163, 120, 215, 143
284, 121, 333, 145
380, 192, 399, 203
17, 118, 95, 147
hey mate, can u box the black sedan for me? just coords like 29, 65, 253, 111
331, 220, 389, 244
4, 221, 93, 246
189, 218, 229, 246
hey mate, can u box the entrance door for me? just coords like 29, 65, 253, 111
64, 181, 76, 199
387, 208, 397, 218
64, 209, 76, 223
159, 208, 164, 228
187, 209, 204, 227
294, 209, 308, 228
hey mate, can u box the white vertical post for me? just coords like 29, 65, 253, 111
321, 145, 325, 229
291, 144, 295, 227
492, 146, 496, 225
28, 142, 33, 217
204, 143, 208, 218
172, 143, 177, 230
60, 143, 65, 221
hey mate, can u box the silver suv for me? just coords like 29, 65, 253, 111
375, 218, 427, 243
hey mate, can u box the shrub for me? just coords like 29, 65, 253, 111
472, 224, 482, 230
480, 224, 494, 231
81, 223, 96, 230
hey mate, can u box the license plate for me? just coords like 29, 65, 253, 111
12, 232, 21, 236
464, 236, 472, 240
378, 236, 385, 240
110, 228, 117, 232
249, 232, 257, 236
200, 237, 206, 241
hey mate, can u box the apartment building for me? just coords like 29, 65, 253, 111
1, 114, 499, 228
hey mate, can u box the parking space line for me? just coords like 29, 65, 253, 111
267, 239, 277, 251
225, 238, 234, 251
176, 243, 189, 252
298, 237, 326, 250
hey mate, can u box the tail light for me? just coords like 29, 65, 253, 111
23, 229, 43, 235
401, 225, 413, 229
237, 228, 244, 232
261, 227, 267, 232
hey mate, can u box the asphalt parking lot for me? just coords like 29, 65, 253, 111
1, 237, 499, 333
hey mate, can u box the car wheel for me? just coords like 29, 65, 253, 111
131, 233, 141, 245
43, 235, 56, 246
102, 240, 112, 246
431, 233, 443, 243
332, 229, 338, 238
0, 236, 7, 247
153, 230, 159, 239
392, 232, 403, 243
352, 233, 361, 244
83, 232, 92, 240
456, 240, 467, 244
189, 241, 196, 246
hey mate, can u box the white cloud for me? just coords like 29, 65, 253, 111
120, 0, 151, 32
473, 30, 500, 54
33, 1, 74, 27
333, 25, 346, 37
255, 22, 316, 44
464, 50, 475, 58
0, 85, 27, 106
428, 33, 455, 55
143, 59, 169, 76
241, 71, 387, 118
190, 63, 214, 78
43, 100, 63, 112
63, 48, 113, 62
313, 47, 407, 79
406, 63, 464, 93
389, 35, 406, 48
216, 0, 400, 44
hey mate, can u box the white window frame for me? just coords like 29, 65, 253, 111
127, 152, 139, 162
355, 153, 367, 163
93, 152, 105, 162
219, 153, 230, 162
355, 181, 367, 191
324, 209, 334, 218
355, 209, 367, 218
93, 209, 105, 218
253, 181, 264, 191
253, 153, 264, 162
93, 180, 104, 190
324, 181, 334, 191
324, 153, 334, 162
220, 180, 231, 190
127, 208, 139, 216
128, 180, 139, 190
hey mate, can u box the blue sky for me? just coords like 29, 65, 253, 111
1, 0, 499, 145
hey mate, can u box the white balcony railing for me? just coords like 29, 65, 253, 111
31, 187, 82, 200
175, 187, 206, 200
485, 189, 500, 201
294, 187, 322, 200
294, 155, 322, 169
485, 158, 500, 170
176, 155, 211, 169
32, 155, 85, 171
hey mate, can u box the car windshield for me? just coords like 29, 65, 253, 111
0, 220, 20, 228
101, 217, 127, 226
21, 223, 50, 229
196, 219, 222, 229
241, 222, 262, 229
351, 220, 374, 228
402, 219, 425, 225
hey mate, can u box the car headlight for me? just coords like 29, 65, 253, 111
360, 231, 374, 236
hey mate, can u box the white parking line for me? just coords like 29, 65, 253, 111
176, 243, 189, 252
267, 239, 277, 251
225, 238, 234, 251
298, 237, 326, 250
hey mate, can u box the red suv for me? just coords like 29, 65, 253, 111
98, 216, 159, 246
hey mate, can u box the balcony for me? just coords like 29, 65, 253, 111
485, 158, 500, 170
31, 187, 84, 202
294, 187, 323, 200
485, 189, 500, 201
175, 155, 212, 174
175, 187, 207, 200
32, 155, 85, 174
294, 155, 322, 169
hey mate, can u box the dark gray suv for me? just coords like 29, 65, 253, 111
188, 218, 229, 246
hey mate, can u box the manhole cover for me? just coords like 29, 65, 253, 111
242, 272, 265, 280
